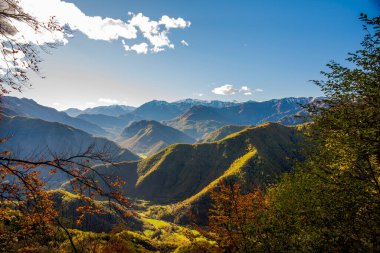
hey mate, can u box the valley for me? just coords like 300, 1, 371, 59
0, 96, 309, 250
0, 3, 377, 250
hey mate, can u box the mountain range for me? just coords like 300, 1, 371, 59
1, 96, 314, 139
76, 113, 143, 138
0, 115, 139, 187
129, 99, 240, 122
64, 104, 136, 117
87, 122, 305, 224
1, 95, 314, 227
165, 97, 314, 139
0, 96, 314, 166
1, 96, 107, 136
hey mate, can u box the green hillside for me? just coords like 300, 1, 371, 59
92, 123, 304, 209
200, 125, 250, 142
133, 122, 304, 202
165, 119, 226, 140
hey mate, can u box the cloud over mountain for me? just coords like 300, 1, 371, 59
240, 86, 252, 95
212, 84, 238, 95
212, 84, 263, 96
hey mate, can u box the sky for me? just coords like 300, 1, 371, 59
9, 0, 380, 110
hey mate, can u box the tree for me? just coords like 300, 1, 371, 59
0, 0, 64, 94
205, 14, 380, 252
265, 14, 380, 251
304, 13, 380, 249
208, 181, 268, 252
0, 1, 129, 251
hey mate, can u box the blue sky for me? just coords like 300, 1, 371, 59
12, 0, 379, 110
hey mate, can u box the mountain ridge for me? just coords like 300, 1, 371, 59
90, 122, 305, 211
117, 120, 195, 156
0, 115, 139, 188
65, 104, 136, 117
1, 96, 108, 136
165, 97, 315, 139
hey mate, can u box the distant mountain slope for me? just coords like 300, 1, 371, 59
117, 120, 195, 156
93, 123, 304, 208
166, 97, 315, 139
63, 108, 82, 117
167, 119, 226, 140
199, 125, 250, 142
131, 99, 239, 121
84, 104, 136, 116
65, 105, 136, 117
1, 96, 107, 136
0, 116, 139, 187
219, 97, 313, 124
175, 105, 227, 122
77, 114, 127, 128
131, 100, 182, 121
164, 106, 230, 139
171, 99, 239, 111
77, 113, 143, 138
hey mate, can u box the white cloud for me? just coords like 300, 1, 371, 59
98, 98, 119, 104
198, 93, 204, 97
239, 86, 253, 95
240, 86, 250, 92
181, 40, 189, 46
212, 84, 238, 95
212, 85, 261, 96
16, 0, 190, 54
159, 15, 191, 29
124, 42, 149, 54
212, 84, 258, 96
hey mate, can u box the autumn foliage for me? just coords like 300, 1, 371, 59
208, 182, 268, 252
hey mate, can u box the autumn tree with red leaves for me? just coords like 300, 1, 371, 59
208, 181, 269, 252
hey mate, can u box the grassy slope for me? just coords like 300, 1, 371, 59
100, 123, 304, 205
165, 119, 226, 140
135, 123, 303, 202
199, 125, 250, 142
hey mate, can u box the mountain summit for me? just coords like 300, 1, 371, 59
117, 120, 195, 156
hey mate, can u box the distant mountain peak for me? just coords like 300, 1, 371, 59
64, 104, 136, 117
118, 119, 195, 156
2, 96, 107, 136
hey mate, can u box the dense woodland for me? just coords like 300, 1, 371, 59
0, 1, 379, 252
